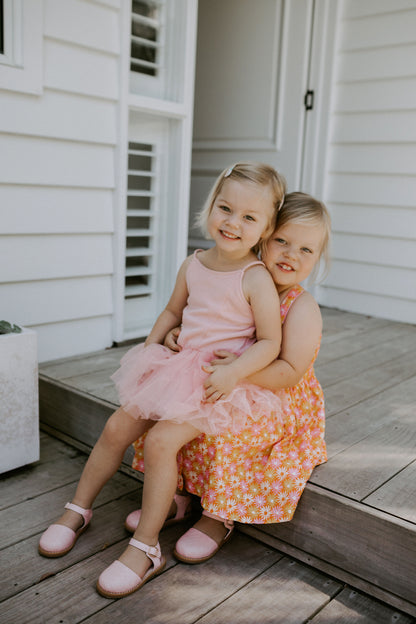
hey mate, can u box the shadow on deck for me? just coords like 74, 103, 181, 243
33, 306, 416, 618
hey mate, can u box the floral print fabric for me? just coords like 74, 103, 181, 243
132, 285, 326, 524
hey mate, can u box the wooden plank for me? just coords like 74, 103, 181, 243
316, 376, 416, 460
330, 203, 416, 240
0, 446, 90, 510
325, 259, 416, 310
320, 307, 388, 339
316, 330, 416, 387
82, 533, 282, 624
327, 172, 416, 208
39, 377, 116, 449
318, 286, 416, 327
344, 0, 416, 19
324, 348, 416, 417
332, 110, 416, 143
0, 235, 113, 283
58, 369, 120, 398
240, 524, 416, 618
195, 557, 342, 624
317, 321, 412, 365
1, 134, 115, 187
0, 492, 141, 602
40, 346, 130, 381
0, 89, 116, 145
1, 186, 114, 235
335, 80, 416, 114
332, 232, 416, 268
364, 459, 416, 524
39, 377, 137, 470
332, 143, 416, 176
312, 412, 416, 501
340, 9, 416, 50
0, 526, 182, 624
39, 423, 138, 480
1, 278, 112, 327
44, 39, 119, 100
35, 316, 113, 363
254, 484, 416, 608
0, 471, 138, 549
44, 0, 120, 55
310, 586, 414, 624
339, 43, 416, 83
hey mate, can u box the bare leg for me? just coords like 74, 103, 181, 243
55, 407, 153, 531
118, 420, 200, 577
190, 515, 228, 543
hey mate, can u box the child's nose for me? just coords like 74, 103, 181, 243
284, 245, 297, 259
225, 213, 239, 228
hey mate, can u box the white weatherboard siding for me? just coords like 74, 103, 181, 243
320, 0, 416, 323
0, 0, 121, 361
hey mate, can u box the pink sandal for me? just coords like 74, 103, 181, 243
38, 502, 93, 557
124, 492, 192, 533
96, 538, 166, 598
173, 510, 234, 564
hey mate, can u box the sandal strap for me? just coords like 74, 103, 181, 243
202, 510, 234, 532
129, 538, 162, 567
65, 502, 93, 527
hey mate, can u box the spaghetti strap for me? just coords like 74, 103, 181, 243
242, 259, 265, 272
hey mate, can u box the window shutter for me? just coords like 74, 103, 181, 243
130, 0, 164, 78
124, 141, 158, 301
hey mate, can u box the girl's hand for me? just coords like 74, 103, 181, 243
209, 350, 238, 367
202, 364, 239, 402
163, 327, 181, 352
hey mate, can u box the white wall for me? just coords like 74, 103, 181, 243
0, 0, 122, 361
319, 0, 416, 324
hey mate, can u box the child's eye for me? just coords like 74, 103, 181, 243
219, 205, 231, 212
244, 215, 255, 222
275, 238, 286, 244
302, 247, 312, 253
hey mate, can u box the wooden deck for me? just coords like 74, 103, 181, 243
0, 433, 414, 624
2, 306, 415, 621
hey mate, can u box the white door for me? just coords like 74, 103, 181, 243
189, 0, 315, 248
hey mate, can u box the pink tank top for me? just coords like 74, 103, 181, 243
178, 251, 264, 355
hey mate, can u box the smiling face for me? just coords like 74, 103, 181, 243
207, 178, 275, 259
263, 221, 324, 295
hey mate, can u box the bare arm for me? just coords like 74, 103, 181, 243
204, 265, 281, 399
144, 257, 190, 347
211, 292, 322, 392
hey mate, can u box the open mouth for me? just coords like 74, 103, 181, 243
220, 230, 240, 240
277, 263, 294, 272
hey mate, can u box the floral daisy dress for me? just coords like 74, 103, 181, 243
131, 284, 326, 524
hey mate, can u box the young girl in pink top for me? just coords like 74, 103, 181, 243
38, 163, 287, 598
127, 191, 331, 564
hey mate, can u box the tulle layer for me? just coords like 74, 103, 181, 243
111, 343, 285, 435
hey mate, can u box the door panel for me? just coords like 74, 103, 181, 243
190, 0, 313, 246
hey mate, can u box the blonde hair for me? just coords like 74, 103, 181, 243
195, 162, 286, 256
274, 192, 331, 282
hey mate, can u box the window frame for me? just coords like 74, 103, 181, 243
0, 0, 43, 94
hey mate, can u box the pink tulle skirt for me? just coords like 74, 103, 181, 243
111, 343, 285, 435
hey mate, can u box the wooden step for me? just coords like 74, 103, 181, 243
38, 308, 416, 616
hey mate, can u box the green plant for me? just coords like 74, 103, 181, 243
0, 320, 22, 334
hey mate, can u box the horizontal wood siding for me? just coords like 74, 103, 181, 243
320, 1, 416, 323
0, 0, 122, 361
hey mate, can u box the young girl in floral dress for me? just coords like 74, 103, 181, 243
127, 191, 331, 563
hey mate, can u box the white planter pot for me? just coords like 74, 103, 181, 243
0, 328, 39, 473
